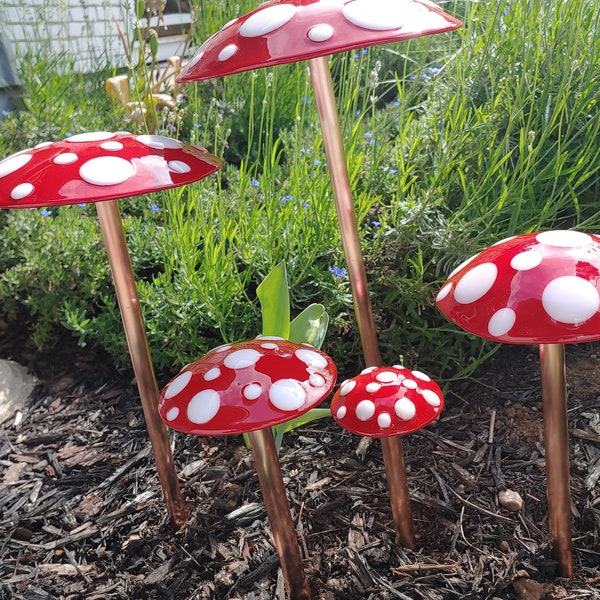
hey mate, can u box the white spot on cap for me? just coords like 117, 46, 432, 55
511, 250, 543, 271
10, 183, 34, 200
224, 348, 261, 369
366, 382, 381, 394
213, 344, 232, 353
436, 282, 453, 303
136, 135, 182, 150
361, 366, 377, 375
492, 235, 516, 246
340, 380, 356, 396
101, 141, 124, 151
187, 389, 221, 423
165, 370, 192, 399
218, 44, 238, 62
376, 371, 397, 383
309, 373, 325, 387
454, 262, 498, 304
394, 398, 416, 420
295, 348, 328, 369
542, 276, 600, 324
269, 378, 306, 411
0, 153, 32, 178
308, 24, 334, 42
343, 0, 419, 31
243, 383, 262, 401
166, 406, 179, 421
403, 379, 417, 390
536, 230, 592, 248
34, 141, 53, 149
412, 371, 431, 382
79, 156, 135, 186
53, 153, 78, 165
203, 367, 221, 381
488, 308, 517, 337
422, 389, 442, 407
356, 400, 376, 421
239, 4, 297, 37
186, 50, 204, 70
377, 412, 392, 429
66, 132, 115, 143
260, 343, 278, 350
168, 160, 191, 173
336, 405, 347, 419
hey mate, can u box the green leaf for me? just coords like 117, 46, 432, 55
289, 304, 329, 348
256, 261, 290, 338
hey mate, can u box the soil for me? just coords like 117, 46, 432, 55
1, 320, 600, 600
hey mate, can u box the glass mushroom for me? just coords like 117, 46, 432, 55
435, 229, 600, 577
0, 131, 222, 526
176, 0, 462, 548
158, 338, 337, 600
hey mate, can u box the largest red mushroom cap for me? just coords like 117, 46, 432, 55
158, 338, 337, 435
436, 230, 600, 345
0, 132, 222, 209
178, 0, 462, 82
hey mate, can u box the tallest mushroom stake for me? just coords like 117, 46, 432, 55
177, 0, 462, 547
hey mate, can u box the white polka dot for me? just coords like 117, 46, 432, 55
412, 371, 431, 382
243, 383, 262, 400
260, 343, 278, 350
422, 389, 442, 407
336, 405, 347, 419
10, 183, 34, 200
295, 348, 328, 369
166, 407, 179, 421
0, 153, 32, 178
376, 371, 397, 383
511, 250, 543, 271
394, 398, 416, 420
34, 141, 53, 149
542, 276, 600, 324
223, 348, 261, 369
403, 379, 417, 390
308, 24, 334, 42
79, 156, 135, 186
101, 141, 123, 151
343, 0, 422, 30
454, 263, 498, 304
355, 400, 376, 421
492, 236, 516, 246
239, 4, 297, 37
136, 135, 182, 150
269, 379, 306, 411
53, 153, 78, 165
361, 366, 377, 375
449, 253, 480, 278
203, 367, 221, 381
536, 230, 592, 248
366, 382, 381, 394
185, 50, 204, 70
393, 365, 404, 370
309, 373, 325, 387
488, 308, 516, 337
66, 132, 114, 143
164, 371, 192, 399
377, 413, 392, 429
187, 389, 221, 423
340, 380, 356, 396
213, 344, 232, 353
436, 282, 453, 303
168, 160, 191, 173
218, 44, 238, 61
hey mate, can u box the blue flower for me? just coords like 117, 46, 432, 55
301, 147, 308, 155
356, 109, 362, 116
389, 168, 398, 175
1, 110, 9, 117
302, 201, 310, 208
393, 100, 400, 107
250, 178, 260, 188
300, 95, 311, 104
279, 194, 293, 204
371, 220, 381, 228
194, 123, 202, 129
65, 132, 73, 137
150, 203, 160, 212
166, 124, 176, 132
40, 209, 52, 217
313, 159, 321, 166
77, 203, 87, 208
329, 265, 347, 278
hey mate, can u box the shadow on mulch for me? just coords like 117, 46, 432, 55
1, 320, 600, 599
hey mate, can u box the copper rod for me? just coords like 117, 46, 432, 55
248, 429, 311, 600
308, 55, 415, 548
539, 343, 573, 577
96, 200, 188, 527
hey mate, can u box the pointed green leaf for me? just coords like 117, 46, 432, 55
289, 304, 329, 348
256, 261, 290, 338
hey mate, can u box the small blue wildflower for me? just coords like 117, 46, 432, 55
389, 168, 398, 175
77, 203, 87, 208
301, 147, 308, 155
150, 203, 160, 212
65, 132, 73, 137
166, 124, 176, 132
329, 265, 347, 278
356, 109, 362, 116
279, 194, 293, 204
393, 100, 400, 107
194, 123, 202, 129
302, 201, 310, 208
371, 220, 381, 228
250, 177, 260, 188
300, 95, 311, 104
1, 110, 9, 117
40, 209, 52, 217
364, 131, 374, 145
313, 159, 321, 166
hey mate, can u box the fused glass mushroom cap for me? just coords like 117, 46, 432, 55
331, 365, 444, 437
0, 131, 222, 209
436, 230, 600, 345
178, 0, 462, 82
158, 338, 337, 435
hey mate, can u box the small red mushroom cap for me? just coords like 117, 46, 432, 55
0, 131, 222, 209
158, 338, 337, 435
178, 0, 462, 82
436, 230, 600, 344
331, 365, 444, 437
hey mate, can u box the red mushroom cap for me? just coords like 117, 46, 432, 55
436, 230, 600, 344
0, 131, 222, 209
158, 337, 337, 435
178, 0, 462, 82
331, 365, 444, 437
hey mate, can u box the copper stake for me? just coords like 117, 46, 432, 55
539, 343, 573, 577
308, 55, 415, 548
96, 200, 188, 527
248, 428, 311, 600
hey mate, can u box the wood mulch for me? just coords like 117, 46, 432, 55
1, 321, 600, 599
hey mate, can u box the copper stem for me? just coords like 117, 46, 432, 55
539, 343, 573, 577
96, 200, 188, 527
308, 55, 415, 548
248, 429, 311, 600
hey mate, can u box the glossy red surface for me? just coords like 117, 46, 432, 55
158, 338, 337, 435
0, 132, 222, 208
178, 0, 462, 82
436, 231, 600, 344
331, 365, 444, 438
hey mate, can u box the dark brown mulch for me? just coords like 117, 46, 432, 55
1, 321, 600, 600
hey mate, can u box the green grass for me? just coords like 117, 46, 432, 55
2, 0, 600, 381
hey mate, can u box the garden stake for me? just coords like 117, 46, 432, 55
157, 338, 337, 600
177, 0, 461, 549
435, 229, 600, 577
0, 131, 222, 527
